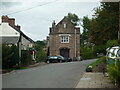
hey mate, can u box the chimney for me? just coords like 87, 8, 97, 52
2, 15, 9, 23
16, 25, 21, 30
9, 18, 15, 26
1, 15, 15, 26
52, 20, 56, 28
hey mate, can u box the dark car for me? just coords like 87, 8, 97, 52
45, 56, 65, 63
65, 57, 72, 62
77, 56, 83, 61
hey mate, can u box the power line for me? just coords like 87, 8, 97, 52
6, 0, 58, 15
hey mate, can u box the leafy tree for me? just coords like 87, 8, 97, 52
90, 2, 119, 45
81, 16, 91, 45
66, 13, 80, 26
36, 49, 46, 62
35, 40, 47, 62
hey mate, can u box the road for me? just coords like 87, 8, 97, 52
2, 59, 96, 88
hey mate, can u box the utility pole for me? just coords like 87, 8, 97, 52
118, 1, 120, 41
75, 29, 76, 58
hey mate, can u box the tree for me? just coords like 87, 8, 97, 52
81, 16, 91, 45
66, 13, 80, 26
35, 40, 46, 62
90, 2, 119, 45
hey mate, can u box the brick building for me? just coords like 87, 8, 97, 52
48, 17, 80, 59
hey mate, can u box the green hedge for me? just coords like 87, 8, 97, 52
21, 50, 32, 66
80, 52, 96, 60
2, 44, 19, 69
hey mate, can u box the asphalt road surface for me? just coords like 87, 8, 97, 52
2, 59, 96, 88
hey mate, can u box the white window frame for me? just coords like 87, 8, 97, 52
60, 36, 69, 43
63, 23, 66, 28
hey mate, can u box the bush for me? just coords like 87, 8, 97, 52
21, 50, 32, 66
107, 60, 120, 86
2, 44, 19, 69
106, 40, 119, 48
36, 49, 46, 62
35, 41, 47, 62
80, 46, 96, 60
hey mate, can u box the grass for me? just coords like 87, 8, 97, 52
86, 57, 106, 71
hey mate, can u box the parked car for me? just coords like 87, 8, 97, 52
73, 56, 83, 61
77, 56, 83, 61
45, 56, 65, 63
65, 57, 72, 62
106, 46, 120, 64
73, 57, 77, 61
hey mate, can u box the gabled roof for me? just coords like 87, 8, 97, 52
1, 15, 34, 43
55, 16, 74, 28
9, 24, 34, 43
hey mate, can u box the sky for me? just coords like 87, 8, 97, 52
0, 0, 102, 41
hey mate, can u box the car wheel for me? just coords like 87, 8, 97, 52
47, 60, 50, 64
60, 60, 62, 63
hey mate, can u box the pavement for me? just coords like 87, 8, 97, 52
76, 72, 118, 88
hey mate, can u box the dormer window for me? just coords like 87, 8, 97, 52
63, 23, 66, 28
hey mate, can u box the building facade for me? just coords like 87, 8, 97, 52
0, 15, 35, 60
48, 17, 80, 59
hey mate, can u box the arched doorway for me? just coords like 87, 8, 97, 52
59, 48, 70, 58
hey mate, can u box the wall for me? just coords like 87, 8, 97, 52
21, 36, 34, 50
49, 17, 80, 58
0, 23, 20, 37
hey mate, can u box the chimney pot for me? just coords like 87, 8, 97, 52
2, 15, 9, 23
16, 25, 21, 30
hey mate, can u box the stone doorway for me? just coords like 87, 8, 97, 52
59, 48, 70, 58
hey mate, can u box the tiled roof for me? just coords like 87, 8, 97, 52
9, 24, 34, 43
0, 36, 19, 44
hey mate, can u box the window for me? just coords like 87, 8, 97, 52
63, 23, 66, 28
117, 50, 120, 57
61, 36, 69, 43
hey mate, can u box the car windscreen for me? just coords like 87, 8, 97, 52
117, 50, 120, 57
49, 56, 58, 59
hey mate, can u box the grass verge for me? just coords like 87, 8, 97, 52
86, 57, 106, 72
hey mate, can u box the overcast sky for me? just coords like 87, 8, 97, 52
0, 0, 101, 41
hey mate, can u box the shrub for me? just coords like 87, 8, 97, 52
36, 49, 46, 62
21, 50, 32, 66
107, 60, 120, 86
35, 41, 47, 62
2, 44, 19, 69
80, 47, 96, 60
106, 40, 119, 48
